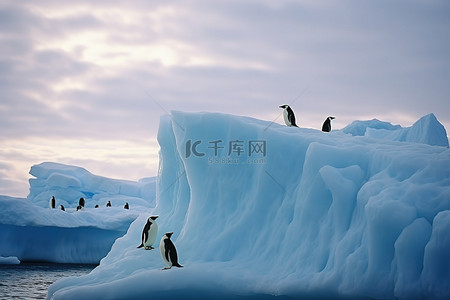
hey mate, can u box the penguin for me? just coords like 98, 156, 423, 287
279, 105, 298, 127
322, 116, 335, 132
160, 232, 183, 269
76, 205, 83, 211
137, 216, 158, 250
106, 201, 111, 207
60, 205, 65, 211
79, 197, 85, 208
50, 196, 56, 209
95, 205, 99, 208
124, 202, 129, 209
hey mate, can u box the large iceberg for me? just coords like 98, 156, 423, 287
47, 112, 450, 300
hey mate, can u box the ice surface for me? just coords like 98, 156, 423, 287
47, 112, 450, 300
28, 162, 156, 209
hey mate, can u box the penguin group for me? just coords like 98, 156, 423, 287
279, 105, 336, 132
137, 215, 183, 270
48, 196, 130, 211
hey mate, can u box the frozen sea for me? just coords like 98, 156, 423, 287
0, 263, 96, 300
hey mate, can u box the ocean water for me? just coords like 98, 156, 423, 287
0, 263, 96, 300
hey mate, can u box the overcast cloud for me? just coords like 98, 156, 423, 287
1, 0, 449, 196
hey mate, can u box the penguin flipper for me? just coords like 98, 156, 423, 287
287, 107, 297, 127
166, 240, 180, 267
289, 114, 298, 127
164, 246, 171, 262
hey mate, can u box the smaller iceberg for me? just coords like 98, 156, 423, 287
0, 161, 157, 264
27, 162, 156, 209
0, 255, 20, 265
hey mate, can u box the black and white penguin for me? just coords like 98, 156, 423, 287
279, 105, 298, 127
322, 116, 335, 132
60, 205, 65, 211
76, 205, 84, 211
106, 201, 111, 207
137, 216, 159, 250
79, 197, 85, 208
50, 196, 56, 209
95, 205, 99, 208
160, 232, 183, 269
124, 202, 129, 209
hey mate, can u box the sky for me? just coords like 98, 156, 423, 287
1, 0, 449, 197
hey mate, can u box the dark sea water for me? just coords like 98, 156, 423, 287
0, 263, 96, 300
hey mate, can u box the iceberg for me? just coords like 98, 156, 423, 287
28, 162, 156, 209
0, 195, 146, 264
47, 112, 450, 300
0, 163, 157, 264
0, 255, 20, 265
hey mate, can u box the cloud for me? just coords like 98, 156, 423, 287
1, 0, 449, 196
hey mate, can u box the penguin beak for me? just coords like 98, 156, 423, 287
330, 116, 335, 119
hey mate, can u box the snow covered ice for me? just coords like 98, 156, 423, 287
42, 111, 450, 300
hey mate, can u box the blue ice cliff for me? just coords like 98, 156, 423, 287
44, 111, 450, 300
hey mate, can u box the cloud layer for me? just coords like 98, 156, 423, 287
1, 0, 449, 196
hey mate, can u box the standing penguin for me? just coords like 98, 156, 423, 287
279, 105, 298, 127
160, 232, 183, 269
49, 196, 56, 209
60, 205, 65, 211
106, 201, 111, 207
79, 197, 85, 208
137, 216, 158, 250
322, 116, 335, 132
124, 202, 129, 209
